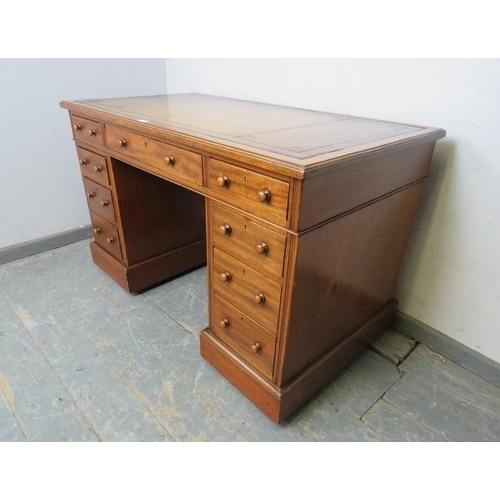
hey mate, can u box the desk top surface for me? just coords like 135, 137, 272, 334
61, 93, 445, 172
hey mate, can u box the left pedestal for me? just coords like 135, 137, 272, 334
76, 146, 207, 292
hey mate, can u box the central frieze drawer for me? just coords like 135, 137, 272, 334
207, 158, 290, 225
213, 248, 281, 333
106, 124, 203, 186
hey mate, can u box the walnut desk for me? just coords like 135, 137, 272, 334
60, 94, 445, 423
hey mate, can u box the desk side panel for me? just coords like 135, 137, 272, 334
278, 182, 425, 385
298, 142, 435, 231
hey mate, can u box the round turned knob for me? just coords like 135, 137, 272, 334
251, 342, 262, 353
106, 237, 115, 244
94, 165, 102, 173
101, 200, 109, 207
257, 189, 271, 202
86, 191, 96, 199
254, 292, 266, 304
256, 241, 268, 254
119, 138, 128, 148
73, 123, 83, 131
79, 158, 88, 166
216, 175, 229, 187
219, 271, 231, 282
93, 227, 101, 235
88, 128, 97, 136
165, 155, 175, 166
219, 318, 230, 329
219, 224, 231, 235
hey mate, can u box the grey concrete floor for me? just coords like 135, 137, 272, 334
1, 239, 499, 442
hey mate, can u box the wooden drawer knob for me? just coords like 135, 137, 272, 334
101, 200, 109, 207
88, 128, 97, 136
93, 227, 101, 235
79, 158, 88, 166
219, 318, 230, 329
216, 175, 229, 187
251, 342, 262, 353
165, 155, 175, 166
73, 123, 83, 131
219, 271, 231, 282
256, 241, 268, 254
119, 138, 128, 148
106, 237, 115, 244
86, 191, 96, 199
257, 189, 270, 202
94, 165, 103, 173
254, 292, 266, 304
219, 224, 231, 235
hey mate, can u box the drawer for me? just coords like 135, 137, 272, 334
207, 158, 290, 225
77, 146, 110, 186
211, 204, 286, 279
211, 294, 276, 379
71, 114, 104, 147
82, 177, 116, 222
89, 211, 122, 260
105, 124, 203, 186
212, 248, 281, 333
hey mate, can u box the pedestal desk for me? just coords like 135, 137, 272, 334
60, 94, 445, 423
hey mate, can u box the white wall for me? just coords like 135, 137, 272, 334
0, 58, 166, 249
166, 58, 500, 364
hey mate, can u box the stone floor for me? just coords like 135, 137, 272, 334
1, 239, 499, 441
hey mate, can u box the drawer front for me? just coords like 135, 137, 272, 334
207, 158, 290, 225
82, 177, 116, 222
211, 204, 286, 279
105, 124, 203, 186
71, 114, 104, 147
77, 146, 110, 186
213, 248, 281, 333
211, 294, 276, 379
89, 211, 122, 260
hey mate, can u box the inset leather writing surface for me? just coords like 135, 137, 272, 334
61, 94, 443, 168
71, 94, 339, 137
244, 119, 417, 157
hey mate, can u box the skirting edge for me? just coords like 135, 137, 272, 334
0, 226, 92, 265
391, 310, 500, 388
